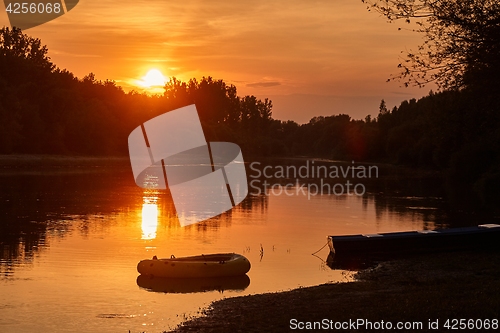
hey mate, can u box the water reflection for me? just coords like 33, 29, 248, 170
136, 274, 250, 294
0, 165, 138, 266
141, 192, 159, 240
0, 165, 479, 273
1, 158, 497, 275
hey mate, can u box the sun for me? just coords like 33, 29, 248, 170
140, 69, 167, 88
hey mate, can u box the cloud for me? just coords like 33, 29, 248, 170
51, 50, 102, 58
247, 81, 281, 88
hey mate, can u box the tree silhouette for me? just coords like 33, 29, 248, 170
363, 0, 500, 91
0, 26, 54, 72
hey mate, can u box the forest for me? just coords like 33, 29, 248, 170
1, 0, 500, 210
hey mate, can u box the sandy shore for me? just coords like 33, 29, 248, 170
169, 250, 500, 332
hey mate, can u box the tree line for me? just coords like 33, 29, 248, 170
1, 15, 500, 206
0, 27, 280, 156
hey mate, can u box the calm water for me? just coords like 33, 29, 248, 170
0, 158, 481, 332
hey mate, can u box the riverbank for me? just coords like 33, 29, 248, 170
170, 250, 500, 332
0, 154, 129, 166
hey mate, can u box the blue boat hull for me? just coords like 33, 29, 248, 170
328, 224, 500, 256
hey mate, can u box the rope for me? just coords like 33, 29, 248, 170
311, 241, 329, 256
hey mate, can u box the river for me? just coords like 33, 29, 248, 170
0, 157, 486, 332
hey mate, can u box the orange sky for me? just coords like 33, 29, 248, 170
0, 0, 435, 123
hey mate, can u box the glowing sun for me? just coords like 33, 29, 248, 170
140, 69, 167, 87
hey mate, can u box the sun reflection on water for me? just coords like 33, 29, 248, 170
141, 193, 159, 240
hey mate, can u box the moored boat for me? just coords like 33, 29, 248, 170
137, 253, 251, 278
328, 224, 500, 256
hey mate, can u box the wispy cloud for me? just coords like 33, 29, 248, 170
247, 82, 281, 88
51, 50, 102, 58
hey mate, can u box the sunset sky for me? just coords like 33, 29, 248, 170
0, 0, 435, 123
